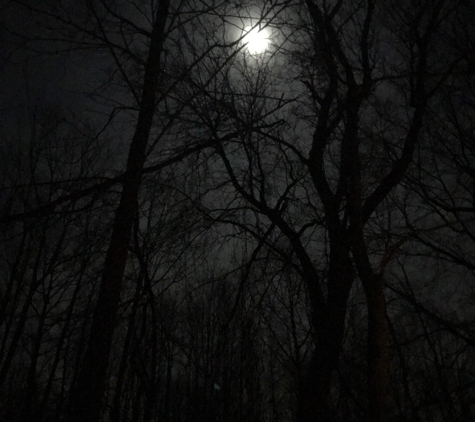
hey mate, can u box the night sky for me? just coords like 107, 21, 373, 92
1, 2, 474, 422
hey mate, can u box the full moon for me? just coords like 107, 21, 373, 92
243, 26, 270, 54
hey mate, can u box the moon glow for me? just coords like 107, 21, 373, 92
243, 26, 270, 54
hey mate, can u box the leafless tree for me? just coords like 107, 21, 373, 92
2, 1, 474, 421
194, 1, 471, 420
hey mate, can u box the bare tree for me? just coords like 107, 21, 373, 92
2, 0, 473, 421
194, 1, 471, 420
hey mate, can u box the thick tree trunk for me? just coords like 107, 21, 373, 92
297, 320, 343, 422
365, 277, 390, 422
352, 232, 391, 422
67, 3, 170, 422
298, 242, 353, 422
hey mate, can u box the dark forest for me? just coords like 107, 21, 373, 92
1, 1, 474, 421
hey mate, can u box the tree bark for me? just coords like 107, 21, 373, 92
297, 316, 346, 422
364, 276, 390, 422
298, 241, 354, 422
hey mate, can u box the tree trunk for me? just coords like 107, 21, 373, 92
298, 243, 353, 422
297, 323, 342, 422
352, 232, 391, 422
365, 277, 390, 422
67, 3, 170, 421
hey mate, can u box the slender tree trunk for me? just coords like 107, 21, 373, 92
163, 354, 173, 422
23, 279, 53, 419
39, 264, 84, 420
67, 3, 170, 421
0, 222, 66, 388
110, 281, 141, 422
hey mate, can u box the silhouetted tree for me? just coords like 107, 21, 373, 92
1, 1, 474, 421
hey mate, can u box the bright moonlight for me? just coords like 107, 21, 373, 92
243, 26, 270, 54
